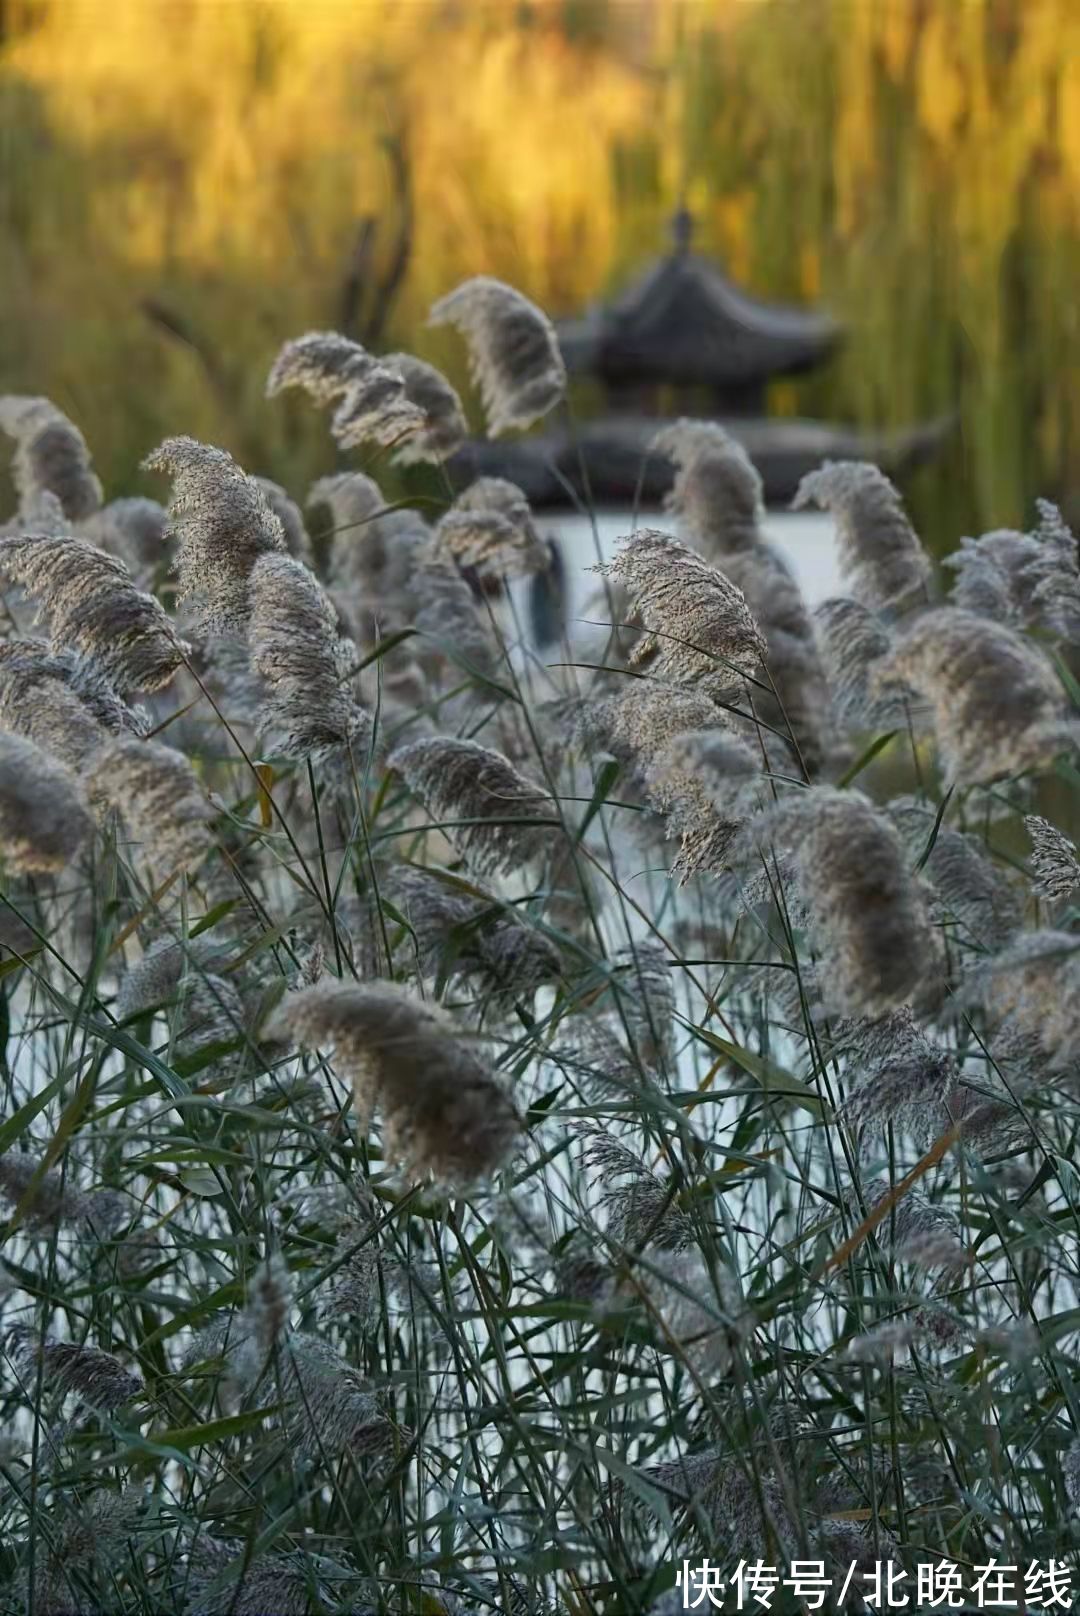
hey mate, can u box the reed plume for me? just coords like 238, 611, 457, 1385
186, 1300, 396, 1463
142, 436, 286, 632
266, 330, 425, 450
272, 979, 521, 1184
718, 540, 835, 775
389, 736, 560, 877
248, 552, 376, 786
961, 929, 1080, 1070
428, 276, 566, 435
835, 1008, 955, 1143
7, 1325, 142, 1413
646, 725, 759, 881
253, 475, 311, 561
81, 495, 169, 579
410, 540, 501, 681
793, 460, 931, 608
862, 1181, 966, 1272
872, 607, 1079, 784
0, 641, 113, 771
652, 418, 764, 555
1025, 813, 1080, 900
390, 864, 561, 1012
889, 796, 1022, 947
581, 1129, 692, 1252
0, 731, 90, 874
9, 1487, 155, 1616
606, 941, 675, 1071
87, 735, 216, 877
183, 1539, 333, 1616
945, 503, 1080, 641
742, 788, 936, 1018
598, 529, 766, 683
1065, 1441, 1080, 1513
383, 351, 469, 463
0, 1153, 126, 1237
0, 531, 185, 693
1025, 498, 1080, 640
641, 1253, 754, 1375
117, 936, 246, 1076
0, 394, 102, 520
308, 468, 385, 554
567, 681, 757, 879
0, 640, 147, 737
945, 527, 1041, 625
436, 476, 548, 577
814, 595, 911, 731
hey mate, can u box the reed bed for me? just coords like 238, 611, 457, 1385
0, 287, 1079, 1614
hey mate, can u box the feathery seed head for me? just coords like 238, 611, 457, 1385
117, 936, 246, 1076
436, 476, 548, 577
389, 736, 560, 877
188, 1315, 396, 1462
814, 595, 911, 731
266, 330, 425, 450
382, 351, 469, 463
598, 529, 767, 682
712, 542, 837, 775
648, 727, 758, 881
862, 1180, 966, 1271
872, 607, 1078, 784
889, 796, 1022, 947
7, 1325, 142, 1412
581, 1129, 693, 1252
143, 435, 286, 632
253, 476, 311, 560
792, 460, 931, 608
1025, 498, 1080, 640
428, 276, 566, 436
641, 1253, 754, 1375
839, 1032, 955, 1144
945, 528, 1038, 625
1065, 1440, 1080, 1512
652, 418, 764, 554
390, 864, 560, 1012
241, 1252, 293, 1363
0, 730, 90, 873
0, 531, 185, 693
606, 941, 675, 1071
0, 394, 103, 520
248, 551, 376, 785
273, 979, 521, 1185
743, 788, 937, 1018
1025, 813, 1080, 901
81, 495, 169, 578
87, 735, 216, 876
961, 929, 1080, 1070
0, 640, 112, 771
308, 468, 385, 546
0, 1154, 127, 1237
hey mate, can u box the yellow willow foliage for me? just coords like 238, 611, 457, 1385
0, 0, 1077, 546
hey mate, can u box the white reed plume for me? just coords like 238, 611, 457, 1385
0, 394, 102, 520
266, 330, 425, 451
272, 979, 521, 1185
428, 276, 566, 435
793, 460, 931, 608
142, 435, 286, 632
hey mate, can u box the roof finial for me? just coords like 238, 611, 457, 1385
671, 205, 694, 255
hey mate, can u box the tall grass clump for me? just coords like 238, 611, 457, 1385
2, 281, 1080, 1615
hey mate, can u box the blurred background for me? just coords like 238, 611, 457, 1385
0, 0, 1077, 561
